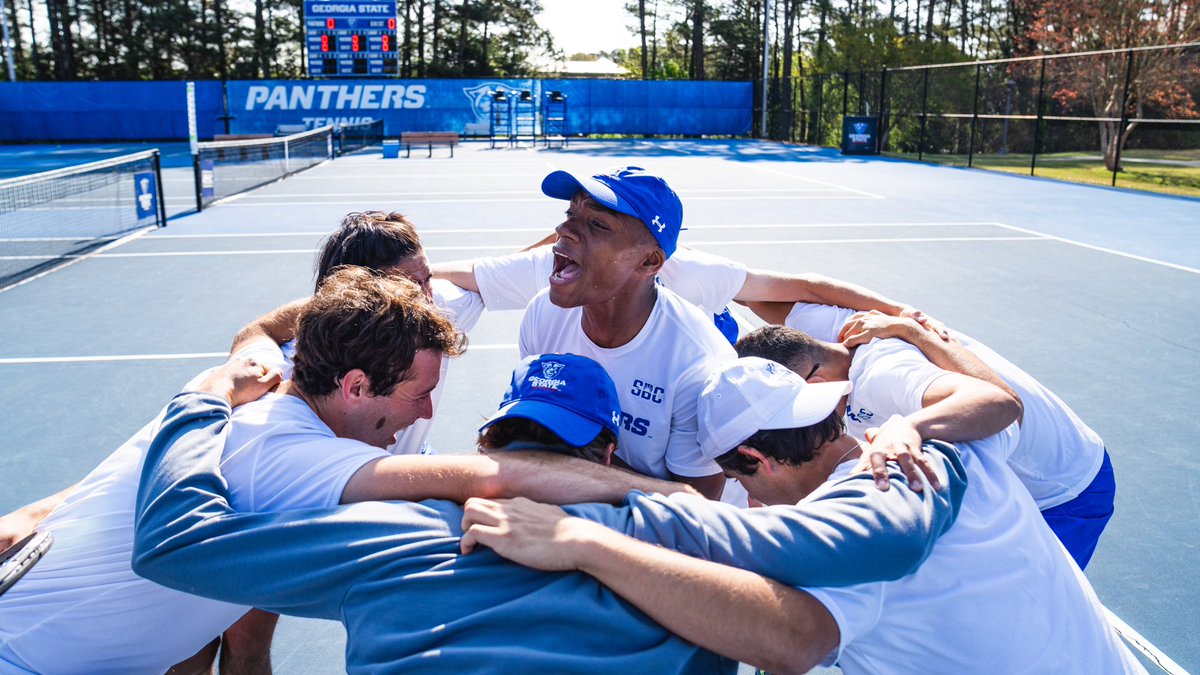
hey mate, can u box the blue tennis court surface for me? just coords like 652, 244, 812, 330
1, 139, 1196, 672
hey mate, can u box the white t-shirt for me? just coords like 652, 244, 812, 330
786, 302, 1106, 508
519, 286, 736, 480
220, 394, 389, 512
0, 341, 390, 674
473, 245, 748, 316
279, 279, 484, 456
805, 432, 1143, 674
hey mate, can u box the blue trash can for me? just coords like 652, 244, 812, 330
382, 140, 400, 159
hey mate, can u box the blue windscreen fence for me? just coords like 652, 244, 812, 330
0, 79, 751, 142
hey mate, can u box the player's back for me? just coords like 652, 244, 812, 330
0, 417, 246, 674
805, 430, 1143, 674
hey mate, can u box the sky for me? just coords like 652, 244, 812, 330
535, 0, 642, 56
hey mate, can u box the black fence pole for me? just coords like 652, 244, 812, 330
1112, 48, 1136, 187
812, 74, 823, 145
842, 71, 849, 116
918, 67, 930, 161
967, 62, 981, 168
152, 150, 167, 227
877, 66, 888, 153
1031, 57, 1047, 176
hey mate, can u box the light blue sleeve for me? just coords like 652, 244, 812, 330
566, 441, 968, 588
131, 393, 408, 620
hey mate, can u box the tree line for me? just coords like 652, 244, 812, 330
0, 0, 1194, 81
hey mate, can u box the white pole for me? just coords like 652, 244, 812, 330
760, 0, 770, 137
0, 2, 16, 82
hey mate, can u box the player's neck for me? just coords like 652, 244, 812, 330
580, 281, 658, 349
278, 381, 344, 435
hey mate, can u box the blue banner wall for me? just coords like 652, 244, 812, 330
0, 79, 751, 142
0, 81, 224, 142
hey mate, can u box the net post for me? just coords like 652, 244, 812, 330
284, 139, 291, 175
192, 152, 203, 212
152, 150, 167, 227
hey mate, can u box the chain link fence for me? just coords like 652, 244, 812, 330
760, 43, 1200, 198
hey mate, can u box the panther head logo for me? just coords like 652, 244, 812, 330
540, 361, 566, 380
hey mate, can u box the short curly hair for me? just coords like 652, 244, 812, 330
292, 266, 466, 398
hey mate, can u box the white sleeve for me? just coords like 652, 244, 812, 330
222, 437, 388, 512
663, 362, 722, 478
432, 278, 485, 333
472, 247, 555, 311
804, 583, 885, 666
856, 341, 949, 417
232, 339, 289, 376
784, 302, 860, 343
657, 248, 748, 315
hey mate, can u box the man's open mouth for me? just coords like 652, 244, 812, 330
551, 250, 582, 285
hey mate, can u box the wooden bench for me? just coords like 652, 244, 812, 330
401, 131, 459, 158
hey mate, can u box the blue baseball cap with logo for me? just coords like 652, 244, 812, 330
479, 353, 622, 447
541, 166, 684, 258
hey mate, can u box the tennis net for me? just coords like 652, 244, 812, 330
0, 149, 164, 289
337, 119, 386, 156
194, 125, 334, 209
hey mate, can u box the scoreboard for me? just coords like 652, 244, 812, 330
304, 1, 399, 77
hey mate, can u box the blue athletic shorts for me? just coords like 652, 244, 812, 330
1040, 450, 1115, 569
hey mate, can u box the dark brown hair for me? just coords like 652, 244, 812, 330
714, 412, 845, 476
315, 212, 423, 290
292, 266, 465, 397
735, 325, 828, 376
477, 417, 616, 465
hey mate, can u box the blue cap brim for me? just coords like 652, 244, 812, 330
541, 171, 640, 221
479, 399, 603, 448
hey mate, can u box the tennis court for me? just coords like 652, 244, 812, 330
1, 139, 1196, 672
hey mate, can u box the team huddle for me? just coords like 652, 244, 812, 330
0, 167, 1142, 674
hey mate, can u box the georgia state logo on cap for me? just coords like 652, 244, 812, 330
529, 361, 568, 391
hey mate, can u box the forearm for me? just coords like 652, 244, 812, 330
493, 451, 697, 503
899, 322, 1021, 406
909, 383, 1021, 442
430, 259, 480, 293
570, 521, 836, 675
737, 270, 904, 315
0, 484, 77, 551
229, 298, 306, 354
567, 443, 967, 587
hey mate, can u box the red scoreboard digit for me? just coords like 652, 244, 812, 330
325, 18, 335, 29
321, 34, 329, 52
351, 34, 360, 52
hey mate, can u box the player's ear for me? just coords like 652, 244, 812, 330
637, 244, 665, 278
736, 445, 774, 474
339, 369, 371, 402
602, 442, 616, 466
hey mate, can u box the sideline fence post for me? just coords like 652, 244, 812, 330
1112, 48, 1135, 187
842, 70, 849, 116
877, 66, 888, 153
918, 67, 930, 161
812, 74, 823, 144
967, 62, 981, 167
1031, 56, 1046, 176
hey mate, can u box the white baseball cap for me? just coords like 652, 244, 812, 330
698, 357, 852, 461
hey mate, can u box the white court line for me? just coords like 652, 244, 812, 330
288, 173, 547, 179
743, 163, 888, 199
219, 194, 875, 207
236, 187, 841, 199
128, 222, 1002, 240
0, 225, 159, 294
988, 222, 1200, 276
1105, 608, 1187, 675
0, 343, 518, 365
0, 236, 1050, 261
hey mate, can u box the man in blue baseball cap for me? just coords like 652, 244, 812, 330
478, 353, 622, 466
